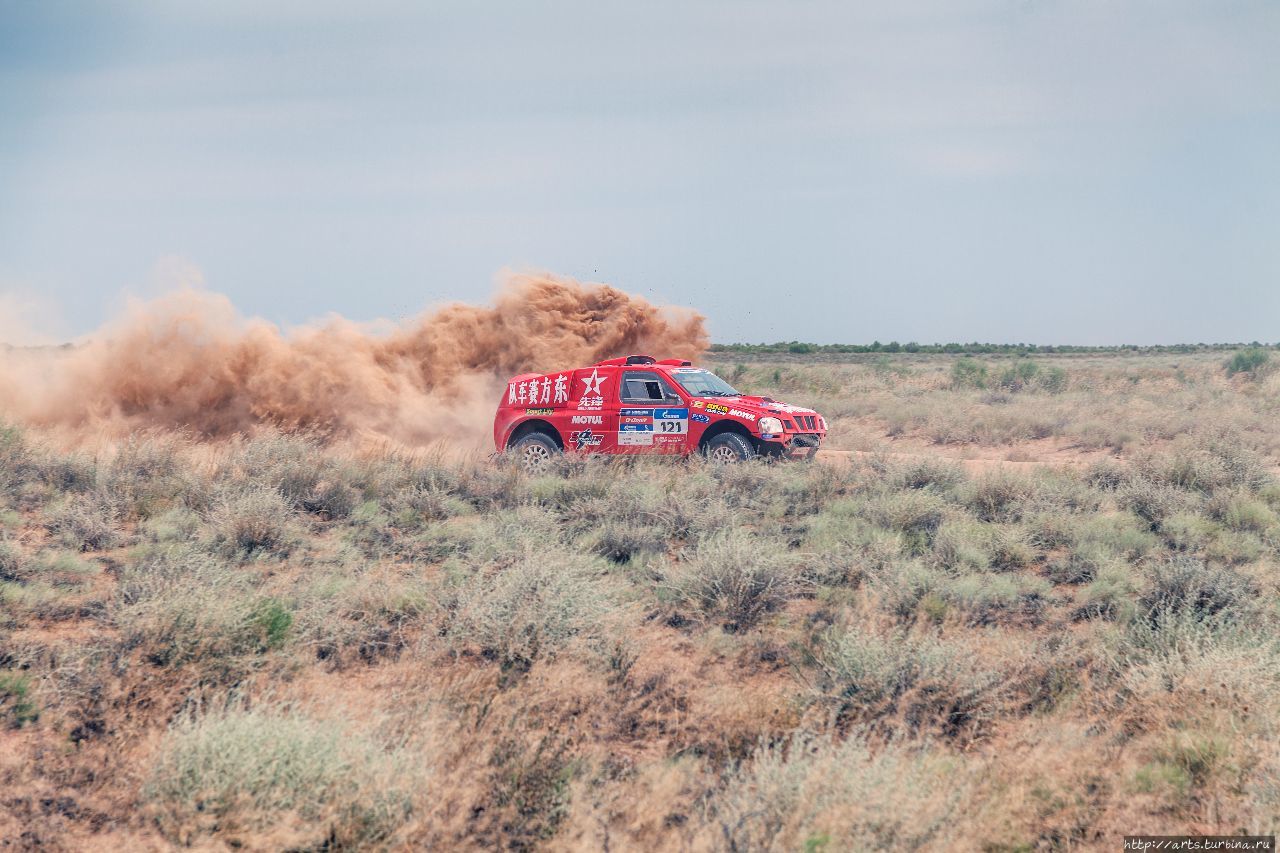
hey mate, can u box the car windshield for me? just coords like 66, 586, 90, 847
669, 369, 741, 398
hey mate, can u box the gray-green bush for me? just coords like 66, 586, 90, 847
664, 530, 802, 631
145, 705, 420, 847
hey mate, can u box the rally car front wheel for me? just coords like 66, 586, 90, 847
703, 432, 756, 463
511, 432, 560, 472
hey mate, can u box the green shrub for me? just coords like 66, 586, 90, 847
140, 506, 202, 543
1046, 547, 1107, 585
989, 527, 1036, 571
950, 358, 988, 389
208, 487, 294, 557
870, 559, 942, 620
1140, 434, 1271, 496
145, 706, 418, 847
46, 494, 121, 551
1120, 478, 1187, 529
1204, 529, 1266, 566
1117, 603, 1245, 666
229, 432, 322, 502
0, 538, 23, 581
878, 456, 966, 492
100, 434, 203, 519
1073, 514, 1157, 561
1086, 460, 1129, 492
302, 479, 358, 520
116, 549, 293, 668
804, 513, 900, 584
36, 453, 97, 495
1073, 564, 1137, 621
1159, 513, 1219, 553
864, 491, 946, 554
1225, 348, 1270, 378
811, 626, 1004, 736
814, 628, 954, 708
441, 551, 612, 671
930, 519, 990, 573
1038, 365, 1069, 393
0, 672, 39, 727
584, 518, 668, 564
0, 424, 34, 497
939, 572, 1050, 626
1213, 494, 1278, 533
1137, 733, 1233, 805
248, 597, 294, 651
392, 483, 471, 527
964, 472, 1034, 523
997, 360, 1039, 392
1139, 558, 1254, 622
664, 531, 801, 631
702, 732, 970, 851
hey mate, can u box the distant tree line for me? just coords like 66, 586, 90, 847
709, 341, 1278, 356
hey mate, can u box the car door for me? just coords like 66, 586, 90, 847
566, 366, 617, 453
616, 370, 689, 455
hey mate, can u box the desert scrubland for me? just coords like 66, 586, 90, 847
3, 348, 1280, 850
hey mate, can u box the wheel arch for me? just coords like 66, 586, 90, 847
506, 418, 564, 450
697, 419, 755, 452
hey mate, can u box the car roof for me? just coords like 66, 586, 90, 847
590, 355, 694, 368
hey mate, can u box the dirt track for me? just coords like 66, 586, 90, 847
815, 448, 1099, 472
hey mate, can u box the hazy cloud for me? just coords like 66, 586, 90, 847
2, 0, 1276, 344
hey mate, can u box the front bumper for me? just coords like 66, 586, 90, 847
758, 432, 823, 459
784, 433, 822, 460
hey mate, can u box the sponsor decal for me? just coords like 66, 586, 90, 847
704, 402, 756, 421
570, 430, 603, 448
671, 367, 702, 373
655, 434, 684, 444
616, 406, 688, 436
571, 414, 603, 425
577, 368, 607, 411
617, 431, 653, 446
508, 373, 570, 406
526, 408, 554, 416
691, 413, 710, 424
691, 400, 705, 408
760, 433, 778, 439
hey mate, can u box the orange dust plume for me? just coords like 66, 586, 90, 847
0, 272, 709, 447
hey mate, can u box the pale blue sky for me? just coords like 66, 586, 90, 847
2, 0, 1277, 345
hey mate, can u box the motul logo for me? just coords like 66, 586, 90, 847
571, 415, 603, 425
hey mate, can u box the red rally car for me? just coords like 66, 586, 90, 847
494, 355, 827, 469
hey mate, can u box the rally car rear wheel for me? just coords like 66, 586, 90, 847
511, 432, 560, 472
703, 432, 755, 463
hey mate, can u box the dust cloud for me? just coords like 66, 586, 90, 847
0, 272, 708, 447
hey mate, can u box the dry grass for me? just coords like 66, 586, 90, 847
2, 350, 1280, 849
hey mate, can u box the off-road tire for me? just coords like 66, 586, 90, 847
510, 431, 561, 472
703, 432, 755, 463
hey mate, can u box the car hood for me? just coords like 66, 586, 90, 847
695, 395, 820, 418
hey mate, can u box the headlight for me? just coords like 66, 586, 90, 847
818, 416, 827, 430
758, 417, 784, 435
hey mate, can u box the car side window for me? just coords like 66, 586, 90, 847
621, 371, 679, 403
